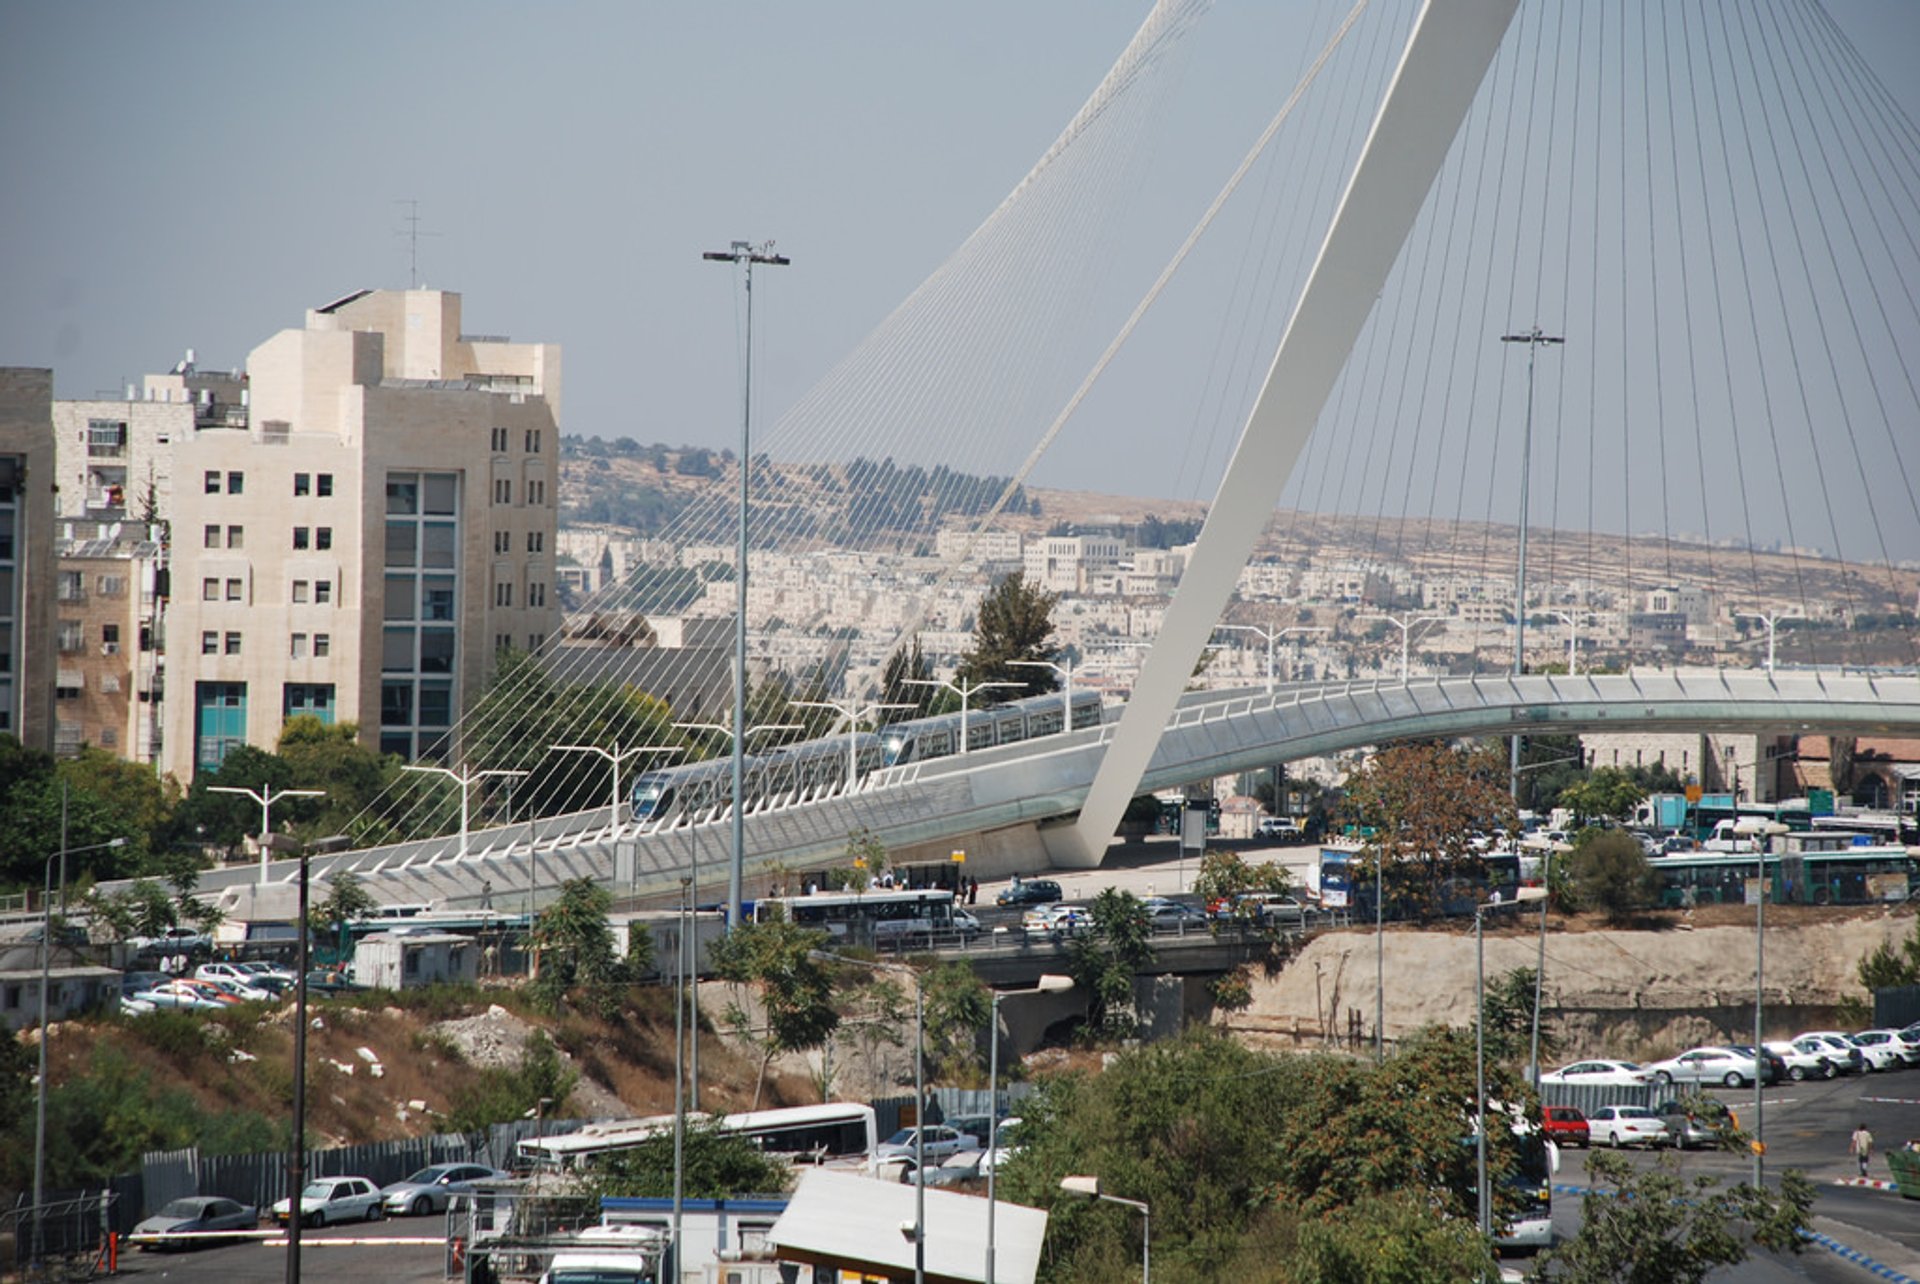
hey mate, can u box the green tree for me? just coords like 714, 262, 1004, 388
1567, 830, 1656, 924
1193, 849, 1293, 918
1529, 1150, 1811, 1284
446, 1030, 581, 1133
881, 636, 937, 718
530, 878, 631, 1016
1220, 1193, 1495, 1284
957, 570, 1059, 700
1558, 766, 1647, 827
1066, 888, 1153, 1040
709, 913, 839, 1108
1340, 743, 1517, 918
83, 878, 178, 944
1477, 966, 1554, 1067
920, 960, 991, 1080
586, 1120, 792, 1198
308, 872, 379, 948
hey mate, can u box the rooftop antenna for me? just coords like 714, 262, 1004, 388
393, 199, 441, 289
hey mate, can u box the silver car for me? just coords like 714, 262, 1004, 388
381, 1163, 508, 1215
132, 1196, 258, 1249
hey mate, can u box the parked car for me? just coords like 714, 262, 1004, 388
305, 969, 367, 996
1643, 1046, 1773, 1088
1209, 892, 1314, 925
950, 909, 983, 940
1021, 904, 1090, 940
271, 1176, 384, 1227
195, 974, 275, 1002
1538, 1060, 1652, 1088
1848, 1030, 1912, 1071
871, 918, 944, 949
1143, 898, 1209, 931
1723, 1045, 1788, 1085
917, 1150, 996, 1188
1585, 1105, 1669, 1149
1795, 1031, 1866, 1074
381, 1163, 509, 1216
996, 879, 1063, 908
1540, 1105, 1590, 1149
128, 926, 212, 957
1765, 1039, 1837, 1082
875, 1126, 981, 1164
1654, 1097, 1739, 1151
131, 980, 229, 1011
131, 1196, 259, 1248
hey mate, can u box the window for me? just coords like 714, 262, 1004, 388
313, 633, 330, 657
204, 524, 221, 549
101, 624, 120, 653
293, 527, 310, 550
496, 633, 512, 652
57, 571, 84, 602
525, 428, 542, 453
491, 427, 509, 452
294, 473, 311, 497
386, 477, 419, 515
201, 631, 219, 655
317, 473, 333, 497
225, 577, 244, 601
494, 582, 512, 607
493, 479, 511, 505
291, 633, 307, 659
226, 470, 244, 495
315, 580, 332, 605
292, 580, 309, 604
315, 527, 332, 551
224, 632, 242, 655
494, 530, 510, 554
227, 525, 243, 549
204, 470, 221, 494
201, 577, 218, 601
527, 480, 545, 505
527, 582, 546, 608
58, 621, 84, 653
526, 530, 544, 554
56, 677, 81, 701
283, 683, 336, 725
527, 632, 546, 650
87, 419, 128, 456
97, 574, 126, 596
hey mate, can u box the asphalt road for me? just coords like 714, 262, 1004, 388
115, 1217, 448, 1282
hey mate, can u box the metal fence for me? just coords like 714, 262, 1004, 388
871, 1084, 1038, 1140
2, 1190, 117, 1274
1537, 1081, 1662, 1116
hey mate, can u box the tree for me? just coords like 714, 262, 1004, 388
709, 913, 839, 1108
881, 636, 937, 718
1218, 1193, 1494, 1284
1558, 767, 1647, 827
585, 1120, 791, 1199
446, 1030, 581, 1134
1567, 830, 1656, 924
309, 872, 379, 947
1340, 743, 1517, 918
920, 960, 990, 1080
530, 878, 631, 1016
957, 570, 1059, 700
1477, 966, 1555, 1067
1066, 888, 1153, 1040
1193, 849, 1293, 918
1529, 1150, 1811, 1283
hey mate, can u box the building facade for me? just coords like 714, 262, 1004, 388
54, 520, 166, 760
0, 368, 56, 750
159, 289, 561, 781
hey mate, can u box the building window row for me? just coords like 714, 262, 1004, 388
292, 526, 333, 551
200, 631, 244, 656
292, 472, 335, 498
289, 632, 332, 659
204, 470, 245, 495
203, 524, 245, 549
290, 579, 335, 605
525, 428, 542, 453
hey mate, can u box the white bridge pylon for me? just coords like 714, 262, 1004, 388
1061, 0, 1526, 869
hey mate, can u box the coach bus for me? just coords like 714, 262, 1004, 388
518, 1102, 879, 1175
751, 888, 960, 946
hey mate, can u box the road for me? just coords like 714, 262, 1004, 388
116, 1218, 448, 1282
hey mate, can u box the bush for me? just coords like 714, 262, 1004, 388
1568, 830, 1656, 923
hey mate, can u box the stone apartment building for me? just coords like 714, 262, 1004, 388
54, 520, 165, 761
50, 356, 247, 525
157, 288, 561, 781
0, 368, 56, 750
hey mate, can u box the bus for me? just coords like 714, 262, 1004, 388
518, 1103, 879, 1175
1317, 848, 1521, 919
751, 888, 960, 947
1651, 846, 1915, 908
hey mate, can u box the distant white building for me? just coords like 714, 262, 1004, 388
352, 931, 478, 990
934, 528, 1023, 564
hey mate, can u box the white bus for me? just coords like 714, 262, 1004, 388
751, 888, 961, 947
518, 1103, 879, 1175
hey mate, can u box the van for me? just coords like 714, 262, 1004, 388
1257, 817, 1303, 842
539, 1250, 653, 1284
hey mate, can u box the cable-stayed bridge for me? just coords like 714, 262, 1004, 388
172, 0, 1920, 921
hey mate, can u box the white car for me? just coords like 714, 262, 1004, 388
875, 1126, 981, 1164
1538, 1060, 1652, 1088
271, 1176, 384, 1227
1795, 1031, 1866, 1074
1021, 905, 1090, 939
1585, 1105, 1669, 1149
1643, 1046, 1764, 1089
1848, 1030, 1912, 1071
1765, 1040, 1837, 1082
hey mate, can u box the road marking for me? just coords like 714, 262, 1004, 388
256, 1236, 443, 1247
1861, 1097, 1920, 1107
1831, 1177, 1901, 1192
1801, 1230, 1920, 1283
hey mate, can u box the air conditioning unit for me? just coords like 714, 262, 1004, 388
101, 642, 119, 655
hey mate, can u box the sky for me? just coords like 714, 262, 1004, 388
4, 1, 1918, 563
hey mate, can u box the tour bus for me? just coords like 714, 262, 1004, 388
518, 1103, 879, 1175
751, 888, 960, 946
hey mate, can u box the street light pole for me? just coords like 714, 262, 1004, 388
32, 835, 125, 1272
401, 764, 524, 860
987, 976, 1072, 1284
551, 742, 682, 836
1735, 817, 1788, 1186
1737, 611, 1800, 675
1527, 842, 1572, 1093
1220, 624, 1329, 694
705, 239, 790, 938
1361, 614, 1442, 683
1501, 326, 1564, 805
1475, 888, 1544, 1239
209, 784, 327, 886
903, 678, 1022, 755
1058, 1177, 1149, 1284
286, 840, 314, 1284
794, 700, 911, 785
1008, 659, 1080, 735
1546, 611, 1579, 676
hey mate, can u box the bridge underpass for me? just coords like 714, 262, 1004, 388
183, 666, 1920, 924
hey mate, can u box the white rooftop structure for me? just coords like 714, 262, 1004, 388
768, 1168, 1048, 1284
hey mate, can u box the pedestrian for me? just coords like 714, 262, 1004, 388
1850, 1122, 1874, 1177
480, 879, 494, 910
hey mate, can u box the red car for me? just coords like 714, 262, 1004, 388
1541, 1104, 1589, 1148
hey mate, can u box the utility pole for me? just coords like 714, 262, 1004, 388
1500, 326, 1564, 803
704, 240, 790, 931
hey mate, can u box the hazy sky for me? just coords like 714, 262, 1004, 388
4, 2, 1917, 561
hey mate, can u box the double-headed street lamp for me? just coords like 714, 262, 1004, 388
32, 835, 126, 1271
1007, 659, 1080, 734
401, 764, 525, 859
1058, 1175, 1149, 1284
1737, 610, 1801, 675
1362, 613, 1442, 683
208, 784, 326, 886
1219, 624, 1328, 693
1735, 816, 1789, 1186
1476, 886, 1546, 1238
987, 975, 1072, 1284
794, 700, 911, 786
903, 678, 1022, 755
1546, 611, 1579, 676
551, 742, 682, 836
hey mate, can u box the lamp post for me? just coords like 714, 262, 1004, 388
208, 784, 327, 886
1219, 624, 1329, 693
1546, 611, 1579, 676
1476, 887, 1545, 1238
704, 239, 790, 941
1736, 611, 1801, 675
1008, 659, 1082, 734
400, 764, 525, 859
1527, 841, 1574, 1092
285, 837, 316, 1284
794, 700, 911, 785
31, 835, 126, 1272
987, 976, 1072, 1284
903, 678, 1022, 755
1499, 326, 1564, 805
1734, 817, 1789, 1186
1058, 1176, 1149, 1284
1362, 614, 1442, 683
671, 877, 691, 1280
550, 742, 682, 836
